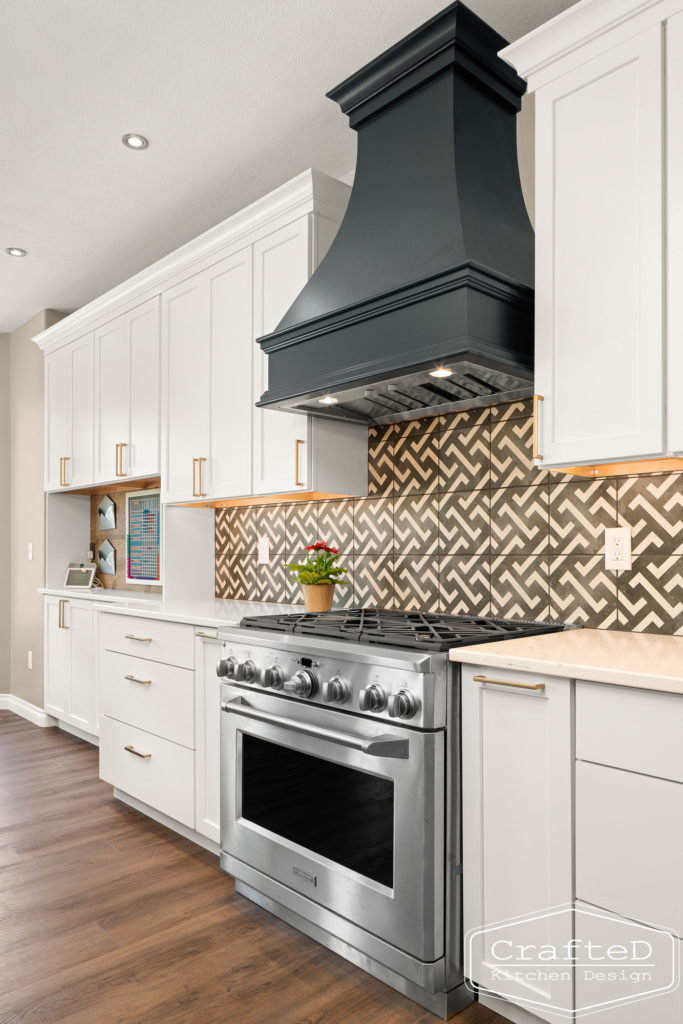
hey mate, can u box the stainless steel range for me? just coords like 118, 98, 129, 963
217, 610, 565, 1017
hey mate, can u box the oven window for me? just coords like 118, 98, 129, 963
241, 734, 394, 887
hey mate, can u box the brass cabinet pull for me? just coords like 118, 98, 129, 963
124, 634, 153, 643
474, 674, 545, 691
192, 458, 198, 497
124, 745, 152, 759
295, 439, 304, 487
115, 442, 128, 477
58, 598, 69, 629
532, 394, 544, 461
115, 443, 119, 477
62, 456, 70, 486
195, 630, 217, 639
59, 457, 63, 486
196, 457, 206, 498
124, 674, 152, 685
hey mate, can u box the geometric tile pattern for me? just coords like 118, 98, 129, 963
214, 399, 683, 635
617, 474, 683, 555
549, 479, 617, 554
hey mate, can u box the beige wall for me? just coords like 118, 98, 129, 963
9, 310, 64, 706
0, 335, 9, 693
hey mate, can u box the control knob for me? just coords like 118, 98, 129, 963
234, 659, 258, 683
358, 684, 387, 713
262, 664, 286, 690
283, 669, 318, 698
388, 689, 419, 720
322, 676, 349, 705
216, 655, 237, 679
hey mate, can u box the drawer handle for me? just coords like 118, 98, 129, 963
473, 674, 545, 692
124, 745, 152, 759
124, 674, 152, 685
532, 394, 544, 461
295, 439, 304, 487
124, 634, 153, 643
195, 631, 217, 639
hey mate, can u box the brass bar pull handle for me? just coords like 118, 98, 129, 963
62, 456, 70, 486
533, 394, 544, 461
124, 745, 152, 759
196, 457, 206, 498
59, 457, 63, 486
295, 439, 304, 487
115, 443, 119, 477
474, 674, 545, 691
119, 442, 127, 476
124, 634, 153, 643
195, 631, 217, 639
192, 458, 198, 497
124, 674, 152, 685
58, 599, 69, 629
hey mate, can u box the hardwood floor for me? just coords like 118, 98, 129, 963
0, 711, 509, 1024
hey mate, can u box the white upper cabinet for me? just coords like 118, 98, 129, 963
94, 296, 160, 483
503, 2, 683, 470
252, 219, 311, 494
45, 333, 94, 490
162, 249, 252, 503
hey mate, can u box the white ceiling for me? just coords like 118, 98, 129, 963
0, 0, 578, 334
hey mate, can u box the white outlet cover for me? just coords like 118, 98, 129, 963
257, 536, 270, 564
605, 526, 632, 570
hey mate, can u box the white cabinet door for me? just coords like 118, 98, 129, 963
45, 349, 72, 491
194, 636, 221, 844
206, 251, 252, 498
128, 296, 160, 478
162, 273, 211, 502
462, 667, 573, 1022
44, 596, 70, 718
69, 334, 95, 487
94, 316, 128, 482
252, 219, 311, 494
535, 26, 664, 467
667, 12, 683, 454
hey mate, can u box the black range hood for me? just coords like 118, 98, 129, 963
257, 1, 534, 425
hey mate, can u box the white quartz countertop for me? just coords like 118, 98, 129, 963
449, 628, 683, 695
38, 588, 301, 629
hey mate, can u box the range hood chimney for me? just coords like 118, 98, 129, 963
257, 1, 534, 425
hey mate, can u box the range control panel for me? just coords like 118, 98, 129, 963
216, 636, 445, 729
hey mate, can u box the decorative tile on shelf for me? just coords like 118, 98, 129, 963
549, 555, 618, 630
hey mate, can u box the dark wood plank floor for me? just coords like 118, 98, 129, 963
0, 711, 509, 1024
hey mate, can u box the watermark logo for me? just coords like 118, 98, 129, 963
465, 904, 679, 1018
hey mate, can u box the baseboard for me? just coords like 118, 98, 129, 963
0, 693, 57, 728
478, 991, 548, 1024
59, 720, 99, 746
113, 788, 220, 856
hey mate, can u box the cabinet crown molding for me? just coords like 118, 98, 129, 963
32, 169, 350, 355
501, 0, 668, 88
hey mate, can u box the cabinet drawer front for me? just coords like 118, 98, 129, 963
576, 682, 683, 783
576, 762, 683, 938
100, 613, 194, 668
99, 716, 194, 828
100, 650, 194, 747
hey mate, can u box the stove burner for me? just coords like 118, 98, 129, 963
239, 609, 565, 652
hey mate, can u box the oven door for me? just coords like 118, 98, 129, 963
220, 684, 444, 963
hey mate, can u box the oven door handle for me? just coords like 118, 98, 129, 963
221, 696, 409, 759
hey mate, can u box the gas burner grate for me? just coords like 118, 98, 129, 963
240, 608, 565, 652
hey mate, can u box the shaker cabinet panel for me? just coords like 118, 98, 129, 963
44, 333, 94, 490
534, 26, 664, 467
44, 348, 72, 491
44, 596, 96, 736
127, 296, 161, 479
194, 636, 221, 844
94, 317, 128, 482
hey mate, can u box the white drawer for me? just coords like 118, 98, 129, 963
576, 761, 683, 938
576, 681, 683, 783
100, 613, 194, 669
100, 650, 194, 748
100, 716, 194, 828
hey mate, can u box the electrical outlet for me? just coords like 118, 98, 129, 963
605, 526, 632, 570
27, 542, 32, 561
27, 651, 32, 670
257, 535, 270, 565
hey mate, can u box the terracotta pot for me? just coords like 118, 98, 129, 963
301, 583, 335, 613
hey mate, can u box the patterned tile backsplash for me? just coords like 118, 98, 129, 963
215, 399, 683, 635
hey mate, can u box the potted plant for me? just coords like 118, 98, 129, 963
285, 543, 349, 612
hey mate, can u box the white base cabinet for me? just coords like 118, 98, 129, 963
194, 635, 221, 844
462, 666, 573, 1023
44, 595, 97, 736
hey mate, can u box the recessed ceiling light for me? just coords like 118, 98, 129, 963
429, 367, 453, 378
122, 133, 149, 150
318, 395, 338, 405
5, 247, 27, 257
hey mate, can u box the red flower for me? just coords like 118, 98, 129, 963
306, 542, 338, 554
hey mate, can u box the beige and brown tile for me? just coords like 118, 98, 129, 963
368, 438, 395, 496
490, 416, 547, 488
353, 556, 394, 609
617, 556, 683, 635
368, 422, 399, 444
396, 414, 441, 437
491, 485, 549, 555
225, 553, 258, 602
438, 423, 490, 492
439, 490, 490, 555
256, 560, 289, 605
285, 502, 318, 552
550, 479, 617, 554
490, 556, 550, 621
489, 398, 533, 422
229, 506, 260, 553
393, 494, 439, 555
393, 555, 440, 613
318, 498, 354, 554
440, 556, 491, 616
255, 504, 286, 552
439, 406, 490, 433
353, 497, 393, 555
393, 431, 439, 495
617, 475, 683, 555
549, 555, 618, 629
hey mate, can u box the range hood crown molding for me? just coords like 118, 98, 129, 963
257, 1, 536, 426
